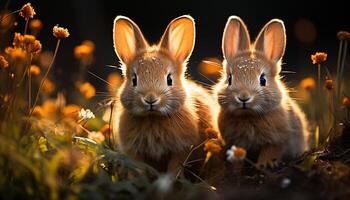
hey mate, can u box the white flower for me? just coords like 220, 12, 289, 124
226, 145, 236, 162
281, 178, 291, 188
226, 145, 246, 162
154, 174, 173, 193
79, 108, 95, 120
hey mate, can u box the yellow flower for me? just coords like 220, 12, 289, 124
19, 3, 36, 20
63, 104, 81, 119
343, 96, 350, 108
204, 140, 222, 154
311, 52, 327, 64
79, 82, 96, 99
300, 77, 316, 90
42, 79, 55, 94
29, 65, 41, 75
0, 56, 9, 69
337, 31, 350, 40
5, 47, 27, 62
29, 19, 43, 33
53, 25, 70, 39
324, 79, 334, 91
107, 73, 122, 93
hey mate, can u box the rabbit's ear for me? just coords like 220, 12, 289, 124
113, 16, 148, 64
254, 19, 286, 63
159, 15, 195, 64
222, 16, 250, 61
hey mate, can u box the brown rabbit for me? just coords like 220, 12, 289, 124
111, 15, 219, 174
214, 16, 308, 168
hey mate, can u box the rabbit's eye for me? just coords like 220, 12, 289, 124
260, 73, 266, 86
132, 73, 137, 86
228, 74, 232, 85
167, 74, 173, 86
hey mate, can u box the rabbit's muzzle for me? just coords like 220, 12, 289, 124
141, 93, 161, 111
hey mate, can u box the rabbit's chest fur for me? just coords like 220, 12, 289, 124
219, 104, 296, 150
116, 101, 202, 160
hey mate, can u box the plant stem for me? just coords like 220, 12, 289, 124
317, 63, 323, 135
176, 139, 209, 179
24, 19, 29, 34
339, 41, 348, 101
30, 39, 61, 116
28, 65, 31, 114
0, 9, 21, 24
336, 40, 343, 102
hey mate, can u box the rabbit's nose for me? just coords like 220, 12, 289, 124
142, 94, 160, 105
237, 97, 251, 103
235, 92, 253, 103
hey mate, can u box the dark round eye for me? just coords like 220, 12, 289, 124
260, 73, 266, 86
132, 73, 137, 86
228, 74, 232, 85
167, 74, 173, 86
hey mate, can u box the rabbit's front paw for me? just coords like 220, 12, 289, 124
256, 158, 281, 169
256, 146, 283, 169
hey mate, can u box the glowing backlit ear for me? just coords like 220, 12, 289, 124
254, 19, 286, 63
159, 15, 195, 63
222, 16, 251, 61
113, 16, 148, 64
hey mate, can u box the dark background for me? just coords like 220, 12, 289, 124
1, 0, 349, 94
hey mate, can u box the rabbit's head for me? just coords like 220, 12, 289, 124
216, 16, 287, 115
113, 15, 195, 116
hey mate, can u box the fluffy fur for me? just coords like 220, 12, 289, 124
112, 15, 218, 173
214, 16, 309, 168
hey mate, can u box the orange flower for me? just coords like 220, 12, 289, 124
19, 3, 36, 20
324, 79, 334, 90
23, 34, 36, 45
300, 77, 316, 90
226, 145, 247, 162
74, 44, 93, 59
12, 33, 41, 54
204, 127, 219, 139
42, 79, 55, 94
204, 140, 222, 154
53, 25, 70, 39
29, 65, 40, 75
343, 96, 350, 108
337, 31, 350, 40
29, 19, 43, 33
63, 104, 81, 119
107, 73, 122, 93
311, 52, 327, 64
29, 40, 42, 54
13, 32, 24, 48
79, 82, 96, 99
5, 47, 27, 62
0, 56, 9, 69
100, 124, 111, 137
32, 106, 44, 118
